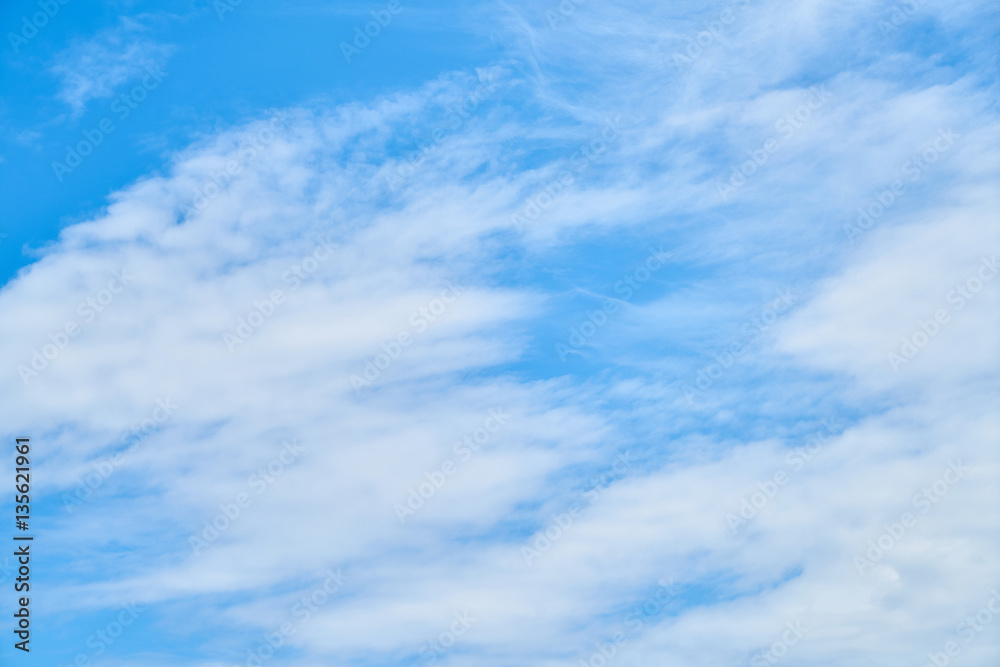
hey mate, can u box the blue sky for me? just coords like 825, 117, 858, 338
1, 1, 999, 665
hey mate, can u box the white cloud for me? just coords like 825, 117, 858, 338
50, 18, 172, 117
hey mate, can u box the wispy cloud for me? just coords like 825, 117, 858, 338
49, 18, 172, 117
